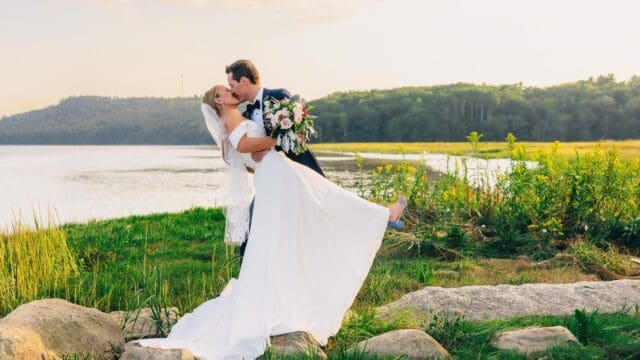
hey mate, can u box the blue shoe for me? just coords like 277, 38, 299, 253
387, 219, 405, 230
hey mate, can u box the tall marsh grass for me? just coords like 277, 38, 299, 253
0, 215, 79, 314
360, 135, 640, 257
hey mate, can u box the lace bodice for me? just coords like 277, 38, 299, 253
228, 120, 267, 169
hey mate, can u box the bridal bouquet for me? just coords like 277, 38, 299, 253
263, 96, 317, 155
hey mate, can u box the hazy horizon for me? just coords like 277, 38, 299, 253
2, 0, 640, 118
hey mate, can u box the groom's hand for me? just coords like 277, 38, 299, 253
252, 149, 269, 163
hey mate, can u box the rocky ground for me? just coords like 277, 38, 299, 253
1, 279, 639, 359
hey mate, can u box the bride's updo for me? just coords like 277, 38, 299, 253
203, 85, 227, 115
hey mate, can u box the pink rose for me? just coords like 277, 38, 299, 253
271, 110, 283, 127
293, 103, 303, 124
280, 118, 293, 129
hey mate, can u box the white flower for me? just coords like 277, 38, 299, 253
271, 110, 284, 127
293, 103, 303, 124
280, 118, 293, 129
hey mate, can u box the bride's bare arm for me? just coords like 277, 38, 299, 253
222, 109, 276, 153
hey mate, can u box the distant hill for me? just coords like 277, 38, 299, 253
2, 74, 640, 144
0, 96, 209, 144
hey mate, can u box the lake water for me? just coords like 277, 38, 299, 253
0, 146, 534, 230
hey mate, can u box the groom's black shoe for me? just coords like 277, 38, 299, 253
239, 240, 247, 257
239, 199, 254, 259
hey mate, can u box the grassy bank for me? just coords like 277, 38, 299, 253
312, 139, 640, 162
1, 208, 235, 318
3, 208, 639, 359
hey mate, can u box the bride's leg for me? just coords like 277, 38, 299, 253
387, 195, 407, 230
388, 195, 407, 221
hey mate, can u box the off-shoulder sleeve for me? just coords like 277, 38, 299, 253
228, 121, 248, 150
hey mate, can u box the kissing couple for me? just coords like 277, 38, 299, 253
137, 59, 407, 359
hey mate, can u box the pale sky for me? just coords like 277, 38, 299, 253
1, 0, 639, 117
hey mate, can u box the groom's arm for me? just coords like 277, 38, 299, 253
269, 88, 291, 101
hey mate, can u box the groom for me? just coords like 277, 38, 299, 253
226, 59, 325, 256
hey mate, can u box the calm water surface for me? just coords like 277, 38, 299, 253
0, 146, 531, 230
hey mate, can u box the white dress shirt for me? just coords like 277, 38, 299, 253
249, 87, 266, 137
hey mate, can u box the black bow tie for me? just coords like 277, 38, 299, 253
246, 99, 261, 114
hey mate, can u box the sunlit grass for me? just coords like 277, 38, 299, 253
0, 214, 79, 314
312, 139, 640, 161
0, 207, 235, 317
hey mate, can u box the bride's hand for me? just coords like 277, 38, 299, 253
252, 149, 269, 163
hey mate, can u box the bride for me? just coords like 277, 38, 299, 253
136, 85, 407, 359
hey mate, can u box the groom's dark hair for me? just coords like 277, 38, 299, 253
226, 60, 260, 85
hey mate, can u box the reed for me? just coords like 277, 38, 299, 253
0, 212, 79, 314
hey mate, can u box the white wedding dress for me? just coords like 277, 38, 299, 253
137, 119, 390, 359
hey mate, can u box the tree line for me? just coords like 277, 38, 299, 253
1, 74, 639, 144
312, 74, 640, 142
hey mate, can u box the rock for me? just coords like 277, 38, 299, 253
120, 343, 196, 360
0, 326, 52, 360
631, 257, 640, 266
258, 332, 327, 359
0, 298, 125, 360
108, 307, 180, 340
489, 326, 579, 355
377, 280, 640, 322
353, 329, 450, 359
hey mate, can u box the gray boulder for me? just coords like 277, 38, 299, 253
120, 343, 196, 360
258, 332, 327, 359
489, 326, 579, 355
377, 280, 640, 322
353, 329, 450, 359
0, 298, 125, 360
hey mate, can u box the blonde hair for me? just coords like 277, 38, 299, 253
202, 85, 227, 115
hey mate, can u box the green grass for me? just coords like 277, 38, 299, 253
62, 207, 237, 313
1, 207, 235, 316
